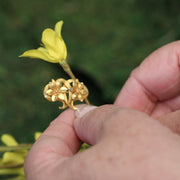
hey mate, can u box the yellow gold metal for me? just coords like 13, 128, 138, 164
44, 78, 89, 110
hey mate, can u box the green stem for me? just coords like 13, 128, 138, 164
0, 163, 23, 169
0, 144, 32, 152
59, 60, 76, 79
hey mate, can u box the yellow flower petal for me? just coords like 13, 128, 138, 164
3, 152, 24, 164
42, 29, 67, 61
55, 21, 63, 38
41, 28, 57, 50
19, 48, 56, 63
57, 40, 67, 61
20, 20, 67, 63
34, 132, 42, 140
37, 47, 59, 63
1, 134, 18, 146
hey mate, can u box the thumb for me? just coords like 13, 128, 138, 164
74, 104, 180, 147
74, 104, 98, 145
74, 104, 148, 145
74, 104, 142, 145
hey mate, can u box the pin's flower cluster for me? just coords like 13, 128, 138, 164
44, 78, 89, 110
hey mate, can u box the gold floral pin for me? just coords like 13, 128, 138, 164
20, 20, 89, 110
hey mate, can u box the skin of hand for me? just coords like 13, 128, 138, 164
24, 41, 180, 180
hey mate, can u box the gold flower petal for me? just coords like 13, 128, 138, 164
52, 95, 57, 102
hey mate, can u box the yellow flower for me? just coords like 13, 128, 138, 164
1, 134, 18, 146
0, 133, 42, 179
19, 21, 67, 63
0, 134, 25, 178
34, 132, 42, 140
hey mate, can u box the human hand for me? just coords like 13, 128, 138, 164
115, 41, 180, 118
24, 41, 180, 180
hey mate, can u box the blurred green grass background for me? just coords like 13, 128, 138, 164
1, 0, 180, 143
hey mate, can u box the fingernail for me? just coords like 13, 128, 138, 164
75, 104, 97, 118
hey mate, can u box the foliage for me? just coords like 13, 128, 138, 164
0, 133, 41, 180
